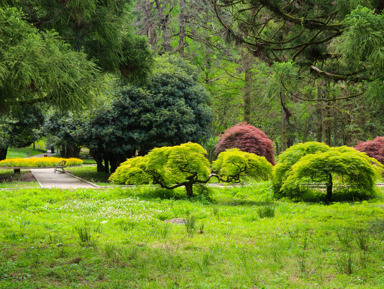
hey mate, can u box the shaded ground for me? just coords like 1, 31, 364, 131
0, 171, 36, 183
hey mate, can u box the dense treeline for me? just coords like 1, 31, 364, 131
1, 1, 384, 168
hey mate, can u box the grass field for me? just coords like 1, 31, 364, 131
67, 166, 110, 186
6, 147, 46, 159
1, 185, 384, 288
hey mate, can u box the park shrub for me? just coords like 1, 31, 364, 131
272, 141, 330, 196
355, 136, 384, 164
0, 157, 83, 167
109, 143, 273, 197
215, 123, 275, 165
212, 148, 272, 182
279, 146, 383, 202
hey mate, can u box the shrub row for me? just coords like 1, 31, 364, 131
0, 157, 83, 167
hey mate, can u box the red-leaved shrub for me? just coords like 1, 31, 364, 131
355, 136, 384, 164
215, 123, 275, 165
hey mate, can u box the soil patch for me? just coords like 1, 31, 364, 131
0, 171, 36, 183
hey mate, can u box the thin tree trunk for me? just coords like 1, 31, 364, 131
322, 104, 332, 146
185, 183, 194, 197
241, 49, 252, 123
326, 172, 333, 203
243, 68, 252, 123
280, 90, 291, 152
178, 0, 186, 55
333, 117, 338, 146
316, 103, 323, 142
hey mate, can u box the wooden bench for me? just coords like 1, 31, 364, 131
54, 160, 66, 174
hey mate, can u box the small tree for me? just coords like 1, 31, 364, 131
280, 146, 383, 202
355, 137, 384, 165
109, 143, 273, 197
272, 141, 330, 196
212, 148, 272, 182
215, 123, 275, 165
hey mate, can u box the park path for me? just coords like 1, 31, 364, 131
29, 151, 97, 189
30, 168, 96, 189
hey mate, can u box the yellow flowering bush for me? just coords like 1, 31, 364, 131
0, 157, 83, 167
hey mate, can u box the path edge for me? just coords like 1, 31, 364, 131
64, 171, 100, 188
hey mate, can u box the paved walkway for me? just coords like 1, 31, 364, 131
27, 151, 96, 189
30, 168, 96, 189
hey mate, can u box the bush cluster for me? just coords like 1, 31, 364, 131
355, 136, 384, 165
110, 143, 273, 197
215, 123, 275, 165
272, 142, 382, 202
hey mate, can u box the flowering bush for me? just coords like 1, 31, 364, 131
0, 157, 83, 167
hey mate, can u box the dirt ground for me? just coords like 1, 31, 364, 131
0, 171, 36, 183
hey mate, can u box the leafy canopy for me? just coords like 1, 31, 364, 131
212, 148, 272, 183
215, 123, 275, 165
0, 7, 99, 112
280, 146, 383, 201
355, 136, 384, 165
272, 141, 330, 195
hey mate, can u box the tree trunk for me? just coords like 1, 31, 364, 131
64, 143, 81, 158
333, 117, 338, 146
280, 90, 290, 152
178, 0, 186, 56
243, 68, 252, 123
316, 103, 323, 142
242, 50, 252, 123
0, 147, 7, 161
185, 182, 194, 197
322, 104, 332, 146
326, 172, 333, 203
91, 149, 105, 173
103, 153, 109, 174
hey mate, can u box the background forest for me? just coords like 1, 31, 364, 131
2, 0, 384, 169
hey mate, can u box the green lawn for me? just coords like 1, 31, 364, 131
67, 165, 110, 186
1, 185, 384, 288
7, 147, 46, 159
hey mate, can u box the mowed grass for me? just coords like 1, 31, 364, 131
1, 185, 384, 288
67, 166, 110, 186
7, 147, 46, 159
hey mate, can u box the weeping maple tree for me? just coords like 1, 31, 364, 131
109, 143, 273, 197
215, 123, 275, 165
355, 137, 384, 165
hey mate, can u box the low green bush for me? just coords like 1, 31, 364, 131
110, 143, 273, 197
280, 146, 383, 202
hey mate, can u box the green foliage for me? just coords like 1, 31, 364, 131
280, 146, 383, 201
0, 7, 99, 112
70, 55, 213, 173
146, 143, 211, 187
109, 156, 151, 185
335, 6, 384, 74
110, 143, 210, 192
213, 148, 272, 182
272, 142, 330, 196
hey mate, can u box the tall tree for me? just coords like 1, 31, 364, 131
0, 1, 153, 112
